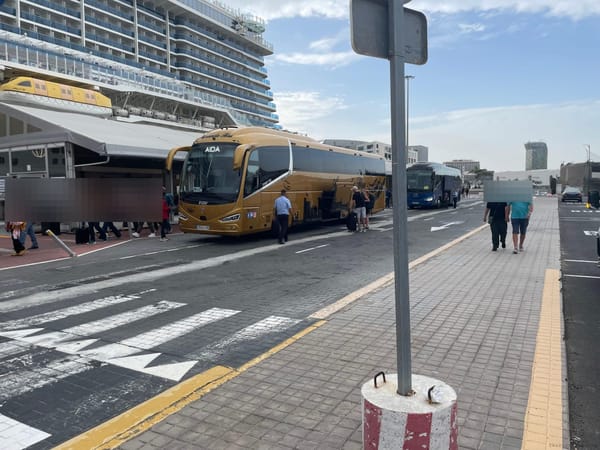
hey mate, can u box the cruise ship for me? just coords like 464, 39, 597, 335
0, 0, 277, 128
0, 0, 280, 214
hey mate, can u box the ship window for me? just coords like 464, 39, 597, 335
18, 80, 32, 87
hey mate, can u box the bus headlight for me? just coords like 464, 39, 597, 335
425, 196, 434, 202
220, 213, 240, 223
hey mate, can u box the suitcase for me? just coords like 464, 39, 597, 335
346, 212, 358, 232
75, 226, 90, 244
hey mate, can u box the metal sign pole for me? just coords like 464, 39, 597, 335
388, 0, 413, 396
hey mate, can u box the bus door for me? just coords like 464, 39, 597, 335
243, 145, 291, 229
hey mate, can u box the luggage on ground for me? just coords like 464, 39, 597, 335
346, 212, 358, 232
75, 225, 90, 244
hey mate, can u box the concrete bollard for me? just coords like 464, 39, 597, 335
362, 373, 457, 449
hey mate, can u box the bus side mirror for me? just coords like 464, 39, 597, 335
233, 144, 254, 170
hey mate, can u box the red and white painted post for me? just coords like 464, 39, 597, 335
362, 373, 458, 449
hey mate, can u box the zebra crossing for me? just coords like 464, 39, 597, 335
0, 289, 304, 449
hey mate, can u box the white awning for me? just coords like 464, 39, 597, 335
0, 103, 202, 159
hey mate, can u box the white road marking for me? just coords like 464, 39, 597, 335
562, 274, 600, 280
564, 259, 599, 264
0, 413, 51, 450
0, 291, 153, 331
0, 234, 348, 313
0, 301, 185, 350
430, 221, 464, 232
0, 307, 240, 382
81, 307, 240, 360
0, 356, 95, 402
193, 316, 301, 360
118, 244, 208, 260
583, 230, 599, 236
295, 244, 329, 254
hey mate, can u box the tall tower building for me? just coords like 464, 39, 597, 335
525, 142, 548, 170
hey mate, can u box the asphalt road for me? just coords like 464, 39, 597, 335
558, 200, 600, 449
0, 199, 487, 449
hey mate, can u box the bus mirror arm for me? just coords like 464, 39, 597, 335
233, 144, 255, 170
166, 146, 191, 171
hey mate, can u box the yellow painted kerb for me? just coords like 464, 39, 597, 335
521, 268, 563, 449
54, 320, 326, 450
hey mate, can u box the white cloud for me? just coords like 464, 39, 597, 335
458, 23, 486, 33
223, 0, 348, 21
224, 0, 600, 21
273, 92, 600, 171
270, 51, 359, 68
408, 101, 600, 171
273, 91, 348, 133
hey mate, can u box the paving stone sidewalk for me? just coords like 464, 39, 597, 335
121, 198, 564, 450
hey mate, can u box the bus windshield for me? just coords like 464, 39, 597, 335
180, 143, 241, 204
407, 170, 433, 192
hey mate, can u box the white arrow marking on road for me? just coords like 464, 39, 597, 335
106, 353, 198, 381
430, 221, 464, 232
0, 413, 51, 450
583, 230, 599, 236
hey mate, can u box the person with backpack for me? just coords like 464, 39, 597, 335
350, 186, 367, 232
6, 221, 26, 256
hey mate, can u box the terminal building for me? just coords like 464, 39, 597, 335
0, 0, 277, 218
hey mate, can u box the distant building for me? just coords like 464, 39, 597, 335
560, 162, 600, 193
324, 139, 423, 164
408, 145, 429, 163
321, 139, 367, 150
444, 159, 480, 174
357, 142, 393, 161
525, 142, 548, 170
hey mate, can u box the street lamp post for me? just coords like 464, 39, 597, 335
405, 75, 414, 150
585, 144, 591, 199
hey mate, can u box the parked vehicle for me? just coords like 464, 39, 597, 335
561, 186, 583, 203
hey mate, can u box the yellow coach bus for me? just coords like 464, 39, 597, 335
166, 127, 386, 236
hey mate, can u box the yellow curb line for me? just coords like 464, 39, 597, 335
54, 320, 326, 450
310, 223, 488, 320
521, 268, 563, 449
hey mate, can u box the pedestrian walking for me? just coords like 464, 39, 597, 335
6, 221, 27, 256
483, 202, 508, 251
101, 222, 122, 239
19, 221, 39, 249
88, 222, 106, 243
362, 188, 372, 229
274, 189, 292, 244
385, 188, 392, 208
452, 190, 459, 208
507, 200, 533, 254
350, 186, 367, 232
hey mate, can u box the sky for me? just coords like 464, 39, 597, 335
224, 0, 600, 171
